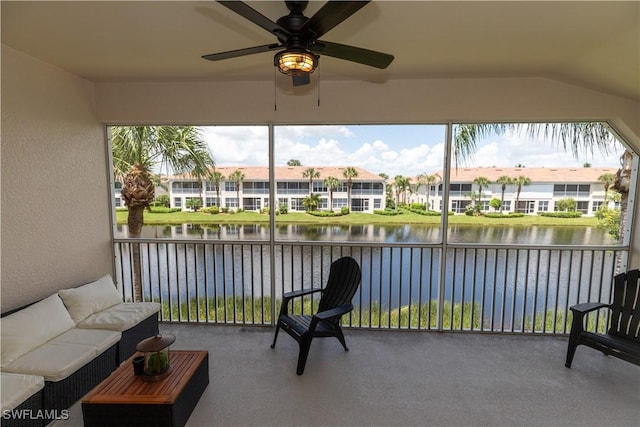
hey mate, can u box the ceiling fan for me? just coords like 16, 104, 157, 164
202, 0, 394, 86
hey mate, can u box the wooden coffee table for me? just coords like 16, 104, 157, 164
82, 350, 209, 427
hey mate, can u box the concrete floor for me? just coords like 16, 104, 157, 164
57, 324, 639, 427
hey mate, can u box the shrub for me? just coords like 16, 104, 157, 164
596, 207, 621, 240
555, 198, 576, 212
485, 212, 524, 218
222, 207, 229, 214
374, 209, 400, 216
386, 198, 396, 210
407, 207, 441, 216
410, 202, 426, 211
149, 207, 182, 213
185, 198, 202, 211
464, 204, 482, 216
200, 206, 219, 215
307, 210, 343, 217
539, 211, 582, 218
154, 195, 170, 208
279, 204, 288, 214
341, 206, 350, 215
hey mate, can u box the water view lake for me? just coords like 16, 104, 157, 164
115, 223, 618, 245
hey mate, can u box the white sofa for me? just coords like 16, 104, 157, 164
1, 372, 45, 427
0, 275, 160, 425
58, 275, 161, 363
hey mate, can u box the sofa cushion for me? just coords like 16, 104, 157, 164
50, 328, 121, 353
0, 372, 45, 412
78, 302, 161, 332
1, 294, 76, 367
58, 275, 123, 324
2, 342, 99, 382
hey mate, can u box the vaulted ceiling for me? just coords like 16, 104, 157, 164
2, 1, 639, 101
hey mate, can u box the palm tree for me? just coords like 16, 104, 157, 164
380, 173, 394, 209
228, 169, 245, 210
190, 160, 212, 209
495, 175, 513, 213
111, 126, 214, 301
513, 176, 532, 213
473, 176, 491, 211
343, 166, 358, 210
423, 173, 440, 210
598, 172, 616, 206
302, 193, 321, 211
303, 167, 320, 196
151, 173, 169, 193
324, 176, 340, 212
210, 170, 224, 207
415, 173, 436, 210
393, 175, 411, 206
416, 173, 428, 206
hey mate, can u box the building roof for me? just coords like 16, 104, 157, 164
173, 166, 384, 182
429, 167, 619, 184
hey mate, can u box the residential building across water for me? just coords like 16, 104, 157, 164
114, 166, 619, 216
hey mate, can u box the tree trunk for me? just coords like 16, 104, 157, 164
121, 164, 154, 303
128, 205, 144, 302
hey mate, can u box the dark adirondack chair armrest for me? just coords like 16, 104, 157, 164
570, 302, 610, 315
314, 303, 354, 321
308, 304, 354, 333
569, 302, 611, 334
283, 288, 323, 300
279, 288, 324, 316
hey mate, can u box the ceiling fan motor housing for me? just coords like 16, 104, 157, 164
204, 1, 394, 86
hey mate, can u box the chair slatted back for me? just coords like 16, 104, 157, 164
608, 269, 640, 341
318, 257, 362, 315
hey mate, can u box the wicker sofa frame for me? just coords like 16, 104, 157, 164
2, 385, 45, 427
1, 301, 159, 425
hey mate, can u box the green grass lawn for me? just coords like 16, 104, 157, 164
116, 208, 599, 227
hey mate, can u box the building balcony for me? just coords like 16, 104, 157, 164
57, 323, 639, 426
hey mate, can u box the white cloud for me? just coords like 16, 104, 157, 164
372, 140, 389, 151
203, 126, 268, 166
276, 125, 353, 140
200, 125, 624, 179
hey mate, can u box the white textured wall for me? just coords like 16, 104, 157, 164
1, 46, 112, 311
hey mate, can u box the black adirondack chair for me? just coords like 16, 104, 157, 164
271, 256, 362, 375
565, 268, 640, 368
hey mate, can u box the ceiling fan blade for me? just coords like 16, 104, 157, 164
217, 1, 291, 40
202, 43, 282, 61
310, 40, 393, 69
300, 1, 370, 39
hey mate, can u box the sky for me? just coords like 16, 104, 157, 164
201, 124, 626, 178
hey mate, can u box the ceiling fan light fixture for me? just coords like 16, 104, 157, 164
274, 49, 317, 75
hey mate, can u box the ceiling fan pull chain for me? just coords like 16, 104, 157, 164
274, 66, 278, 112
317, 67, 321, 107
